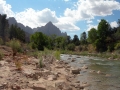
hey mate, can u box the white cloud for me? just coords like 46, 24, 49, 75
64, 0, 120, 21
0, 0, 14, 17
55, 22, 80, 31
15, 8, 59, 28
87, 24, 97, 31
110, 21, 118, 28
87, 20, 93, 24
1, 0, 120, 31
97, 19, 101, 22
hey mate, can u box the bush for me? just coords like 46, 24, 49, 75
0, 38, 3, 45
115, 42, 120, 50
14, 60, 22, 70
67, 43, 75, 51
0, 51, 4, 60
54, 51, 60, 60
7, 39, 21, 55
39, 58, 43, 68
107, 44, 114, 52
87, 44, 96, 52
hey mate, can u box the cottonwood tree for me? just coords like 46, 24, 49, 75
88, 28, 97, 44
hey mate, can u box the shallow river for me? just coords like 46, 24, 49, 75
61, 54, 120, 90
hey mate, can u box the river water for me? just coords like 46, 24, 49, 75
61, 54, 120, 90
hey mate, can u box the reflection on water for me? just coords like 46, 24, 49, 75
61, 54, 120, 90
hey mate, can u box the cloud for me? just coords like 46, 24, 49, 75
97, 19, 101, 23
0, 0, 14, 17
64, 0, 120, 20
1, 0, 120, 31
15, 8, 59, 28
87, 20, 93, 24
87, 24, 97, 31
110, 21, 118, 28
55, 22, 80, 31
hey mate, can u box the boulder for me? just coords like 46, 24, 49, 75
71, 68, 81, 74
55, 65, 63, 68
33, 83, 46, 90
55, 80, 72, 90
82, 65, 88, 69
71, 58, 76, 62
0, 61, 8, 67
47, 75, 57, 81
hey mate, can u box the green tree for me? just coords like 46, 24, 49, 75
30, 32, 48, 50
0, 14, 9, 43
9, 24, 25, 42
88, 28, 97, 44
80, 32, 87, 45
67, 35, 72, 44
55, 36, 66, 49
72, 35, 80, 46
95, 19, 109, 52
117, 19, 120, 27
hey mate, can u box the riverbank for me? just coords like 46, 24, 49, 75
0, 46, 89, 90
60, 50, 120, 61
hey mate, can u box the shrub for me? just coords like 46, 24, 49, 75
14, 60, 22, 70
39, 58, 43, 68
0, 51, 4, 60
32, 51, 40, 58
107, 44, 114, 52
67, 43, 75, 51
54, 51, 60, 60
8, 39, 21, 56
115, 42, 120, 50
0, 38, 3, 45
87, 44, 96, 52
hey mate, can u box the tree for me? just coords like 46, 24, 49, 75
55, 36, 67, 49
67, 35, 72, 44
72, 35, 80, 46
30, 32, 48, 50
88, 28, 97, 44
80, 32, 87, 45
0, 14, 9, 43
117, 19, 120, 27
9, 24, 25, 42
95, 19, 109, 52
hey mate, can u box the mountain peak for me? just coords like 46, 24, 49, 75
46, 21, 53, 26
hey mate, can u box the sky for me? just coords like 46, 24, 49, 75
0, 0, 120, 38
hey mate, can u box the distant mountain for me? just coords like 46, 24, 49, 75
34, 21, 67, 36
8, 17, 33, 34
8, 17, 67, 37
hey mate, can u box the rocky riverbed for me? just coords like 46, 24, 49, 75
0, 46, 88, 90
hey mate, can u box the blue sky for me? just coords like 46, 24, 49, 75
0, 0, 120, 38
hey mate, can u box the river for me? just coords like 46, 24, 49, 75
61, 54, 120, 90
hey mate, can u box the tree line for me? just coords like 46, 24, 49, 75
0, 14, 120, 52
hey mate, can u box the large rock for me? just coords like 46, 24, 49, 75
47, 75, 57, 81
71, 68, 81, 74
33, 83, 46, 90
82, 65, 88, 69
0, 61, 8, 67
55, 80, 72, 90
